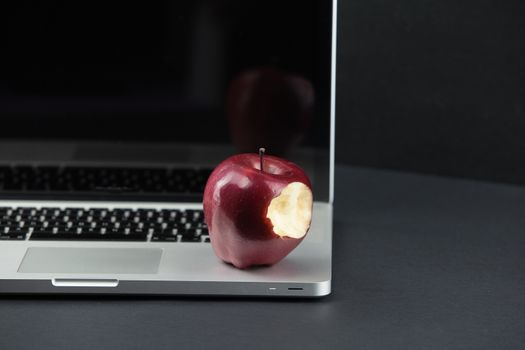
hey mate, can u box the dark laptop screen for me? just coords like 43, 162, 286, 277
1, 1, 333, 201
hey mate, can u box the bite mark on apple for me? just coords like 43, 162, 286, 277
266, 182, 313, 239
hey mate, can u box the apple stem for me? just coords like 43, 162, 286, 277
259, 148, 266, 172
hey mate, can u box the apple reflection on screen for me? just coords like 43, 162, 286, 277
226, 67, 315, 157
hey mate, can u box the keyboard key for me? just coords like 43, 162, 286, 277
30, 232, 148, 241
181, 236, 201, 243
151, 235, 177, 242
0, 230, 28, 240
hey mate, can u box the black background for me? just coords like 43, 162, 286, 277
335, 0, 525, 185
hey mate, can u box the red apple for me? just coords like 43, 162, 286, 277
203, 149, 313, 269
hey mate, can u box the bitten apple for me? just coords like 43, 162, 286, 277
203, 149, 313, 269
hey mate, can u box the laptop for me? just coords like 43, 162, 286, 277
0, 0, 336, 297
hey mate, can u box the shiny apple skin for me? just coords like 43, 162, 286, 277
203, 153, 312, 269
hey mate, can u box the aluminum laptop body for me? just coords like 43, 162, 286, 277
0, 0, 336, 297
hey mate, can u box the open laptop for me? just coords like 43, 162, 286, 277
0, 0, 336, 297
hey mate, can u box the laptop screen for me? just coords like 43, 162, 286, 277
1, 1, 333, 201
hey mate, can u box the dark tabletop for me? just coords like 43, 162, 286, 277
1, 165, 524, 350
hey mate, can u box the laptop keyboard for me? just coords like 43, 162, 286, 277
0, 166, 212, 194
0, 207, 210, 243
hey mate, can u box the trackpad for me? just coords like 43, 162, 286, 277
18, 248, 162, 274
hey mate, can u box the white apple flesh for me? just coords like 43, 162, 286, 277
266, 182, 313, 239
